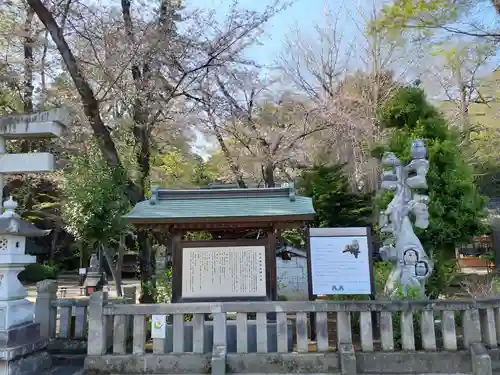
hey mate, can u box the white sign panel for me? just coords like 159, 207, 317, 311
78, 268, 86, 275
151, 315, 166, 339
182, 246, 266, 298
310, 234, 371, 295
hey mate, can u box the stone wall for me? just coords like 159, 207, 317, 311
276, 256, 308, 300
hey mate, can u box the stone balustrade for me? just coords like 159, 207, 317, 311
34, 280, 136, 357
82, 294, 500, 375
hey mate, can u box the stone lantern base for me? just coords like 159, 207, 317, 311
0, 298, 35, 331
0, 322, 51, 375
0, 291, 51, 374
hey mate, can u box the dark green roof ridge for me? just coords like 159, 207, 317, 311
125, 186, 314, 221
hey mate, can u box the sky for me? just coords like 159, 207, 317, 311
188, 0, 357, 67
185, 0, 500, 156
186, 0, 372, 156
188, 0, 339, 156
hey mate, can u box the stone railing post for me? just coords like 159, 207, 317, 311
35, 279, 58, 339
123, 285, 137, 304
87, 291, 108, 355
123, 285, 136, 342
337, 311, 356, 375
212, 312, 227, 375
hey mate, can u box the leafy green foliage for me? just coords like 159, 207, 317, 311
298, 164, 373, 228
62, 144, 131, 250
281, 229, 306, 248
377, 86, 488, 297
154, 268, 173, 304
373, 260, 394, 297
152, 149, 217, 188
372, 0, 472, 38
18, 263, 58, 283
282, 164, 373, 249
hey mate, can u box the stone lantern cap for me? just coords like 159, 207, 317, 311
0, 196, 50, 237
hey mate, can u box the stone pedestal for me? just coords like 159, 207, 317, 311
84, 254, 105, 296
0, 309, 52, 375
0, 299, 34, 331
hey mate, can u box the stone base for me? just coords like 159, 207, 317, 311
0, 323, 40, 347
0, 299, 34, 331
0, 338, 51, 375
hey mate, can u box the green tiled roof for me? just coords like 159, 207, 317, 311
125, 187, 315, 221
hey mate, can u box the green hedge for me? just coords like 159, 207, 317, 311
18, 263, 58, 283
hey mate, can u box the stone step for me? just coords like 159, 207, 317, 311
51, 353, 86, 367
44, 365, 83, 375
493, 359, 500, 370
103, 373, 472, 375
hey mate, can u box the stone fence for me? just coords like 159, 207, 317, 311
81, 292, 500, 375
33, 280, 136, 361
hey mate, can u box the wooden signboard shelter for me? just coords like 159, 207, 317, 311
125, 186, 315, 303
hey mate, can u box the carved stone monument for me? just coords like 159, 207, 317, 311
378, 139, 433, 297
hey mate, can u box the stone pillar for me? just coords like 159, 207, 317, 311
123, 286, 136, 344
34, 280, 58, 339
87, 291, 108, 356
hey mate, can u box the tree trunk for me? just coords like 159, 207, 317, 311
27, 0, 157, 301
49, 224, 60, 264
210, 122, 247, 188
23, 4, 34, 114
262, 162, 275, 187
102, 244, 123, 297
493, 0, 500, 14
120, 0, 156, 301
115, 235, 125, 294
26, 0, 141, 204
21, 2, 34, 156
138, 232, 155, 303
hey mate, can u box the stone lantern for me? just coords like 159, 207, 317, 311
84, 253, 105, 296
0, 196, 50, 330
0, 196, 52, 375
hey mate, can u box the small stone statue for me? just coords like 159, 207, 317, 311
89, 253, 99, 272
378, 140, 433, 298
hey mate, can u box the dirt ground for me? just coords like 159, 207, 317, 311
23, 267, 493, 303
24, 274, 141, 302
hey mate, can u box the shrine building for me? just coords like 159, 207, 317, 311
125, 185, 315, 303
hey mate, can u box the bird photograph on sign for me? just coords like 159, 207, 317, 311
342, 240, 361, 259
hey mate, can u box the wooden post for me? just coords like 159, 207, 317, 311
171, 231, 182, 303
267, 228, 277, 321
305, 226, 316, 341
491, 216, 500, 274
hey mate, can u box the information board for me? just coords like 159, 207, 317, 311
182, 245, 266, 298
309, 228, 372, 295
